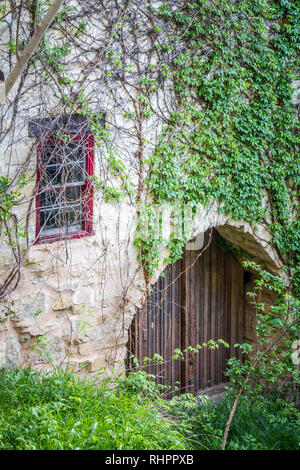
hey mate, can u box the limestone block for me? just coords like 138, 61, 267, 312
78, 337, 106, 357
217, 223, 281, 271
89, 355, 106, 372
0, 339, 6, 367
39, 318, 66, 335
51, 244, 91, 270
80, 272, 102, 287
14, 311, 60, 338
30, 335, 64, 366
63, 319, 77, 338
20, 333, 31, 343
5, 335, 21, 369
56, 281, 80, 293
82, 326, 99, 342
13, 292, 47, 322
25, 250, 52, 273
52, 292, 73, 311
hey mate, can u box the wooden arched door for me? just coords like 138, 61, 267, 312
127, 229, 245, 394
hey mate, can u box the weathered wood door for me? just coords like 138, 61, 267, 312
127, 229, 245, 394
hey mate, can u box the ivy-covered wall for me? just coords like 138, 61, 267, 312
0, 0, 298, 375
141, 0, 299, 294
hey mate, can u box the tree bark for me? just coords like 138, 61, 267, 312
2, 0, 65, 104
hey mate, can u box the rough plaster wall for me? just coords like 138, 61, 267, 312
0, 12, 149, 375
0, 106, 283, 377
0, 196, 282, 376
0, 4, 285, 377
0, 200, 146, 376
0, 91, 283, 375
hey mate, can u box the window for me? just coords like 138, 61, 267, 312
36, 133, 94, 243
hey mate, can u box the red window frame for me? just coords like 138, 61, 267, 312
35, 132, 94, 244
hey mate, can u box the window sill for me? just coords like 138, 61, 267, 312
35, 230, 95, 245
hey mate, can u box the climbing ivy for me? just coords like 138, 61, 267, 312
2, 0, 299, 291
142, 0, 299, 292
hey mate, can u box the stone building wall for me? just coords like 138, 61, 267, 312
0, 1, 285, 378
0, 194, 282, 376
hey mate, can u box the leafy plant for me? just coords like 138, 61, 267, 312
0, 368, 189, 450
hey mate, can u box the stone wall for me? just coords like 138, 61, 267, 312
0, 199, 146, 376
0, 1, 285, 378
0, 195, 282, 376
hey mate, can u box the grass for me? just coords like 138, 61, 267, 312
167, 391, 300, 450
0, 368, 188, 450
0, 367, 298, 450
206, 394, 300, 450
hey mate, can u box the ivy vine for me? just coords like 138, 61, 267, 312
143, 0, 299, 292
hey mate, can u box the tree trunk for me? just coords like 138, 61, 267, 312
2, 0, 65, 105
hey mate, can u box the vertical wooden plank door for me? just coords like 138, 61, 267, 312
127, 229, 245, 394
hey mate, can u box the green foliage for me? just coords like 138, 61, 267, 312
224, 261, 299, 395
0, 368, 298, 450
0, 174, 30, 249
134, 204, 164, 274
0, 368, 189, 450
38, 40, 73, 86
134, 203, 194, 275
0, 4, 8, 17
167, 392, 300, 450
142, 0, 299, 289
0, 175, 28, 216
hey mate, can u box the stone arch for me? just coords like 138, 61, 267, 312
150, 202, 282, 285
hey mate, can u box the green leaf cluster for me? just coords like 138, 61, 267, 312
144, 0, 299, 290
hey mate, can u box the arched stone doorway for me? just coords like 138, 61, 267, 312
127, 229, 251, 395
